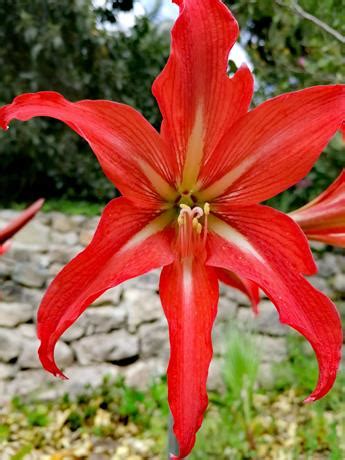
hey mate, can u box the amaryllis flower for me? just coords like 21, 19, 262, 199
233, 170, 345, 312
0, 0, 344, 457
290, 170, 345, 247
0, 199, 44, 255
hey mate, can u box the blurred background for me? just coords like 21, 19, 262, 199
0, 0, 344, 211
0, 0, 345, 459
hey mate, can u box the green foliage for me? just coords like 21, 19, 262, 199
0, 0, 169, 205
227, 0, 345, 211
1, 0, 344, 209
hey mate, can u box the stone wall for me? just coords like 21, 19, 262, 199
0, 209, 344, 403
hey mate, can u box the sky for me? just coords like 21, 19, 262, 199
92, 0, 252, 69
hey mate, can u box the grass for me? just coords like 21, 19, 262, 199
0, 332, 344, 459
9, 199, 103, 216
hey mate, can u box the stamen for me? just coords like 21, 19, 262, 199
177, 204, 209, 258
203, 202, 210, 244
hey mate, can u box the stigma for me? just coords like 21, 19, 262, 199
177, 203, 210, 258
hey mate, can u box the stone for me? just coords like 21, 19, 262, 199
124, 270, 160, 291
123, 360, 165, 390
212, 323, 231, 356
0, 362, 16, 379
48, 262, 64, 276
124, 288, 162, 332
207, 358, 225, 392
83, 306, 127, 334
18, 338, 74, 369
92, 286, 123, 306
253, 335, 287, 363
51, 213, 73, 233
50, 247, 74, 264
62, 364, 120, 395
0, 302, 33, 327
332, 273, 345, 294
317, 253, 339, 278
237, 301, 287, 336
257, 362, 275, 389
215, 296, 238, 323
21, 288, 44, 309
73, 330, 139, 365
61, 322, 86, 342
0, 327, 23, 362
12, 220, 50, 247
139, 320, 169, 360
12, 263, 46, 288
18, 323, 36, 338
222, 285, 251, 307
308, 276, 333, 296
79, 229, 94, 246
4, 369, 56, 399
50, 231, 79, 246
0, 259, 13, 278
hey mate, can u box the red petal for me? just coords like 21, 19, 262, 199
0, 198, 44, 245
0, 241, 11, 255
290, 170, 345, 247
152, 0, 253, 187
0, 92, 177, 206
160, 259, 219, 458
207, 204, 342, 401
199, 85, 345, 204
216, 268, 260, 314
37, 197, 174, 378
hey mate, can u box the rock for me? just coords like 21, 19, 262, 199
257, 362, 275, 389
83, 306, 127, 334
21, 288, 44, 309
50, 231, 79, 246
0, 302, 33, 327
61, 322, 86, 342
4, 369, 56, 398
92, 286, 123, 306
12, 220, 50, 248
62, 364, 120, 395
124, 288, 162, 332
0, 362, 16, 379
51, 213, 73, 233
212, 322, 230, 356
207, 358, 225, 393
0, 327, 23, 362
308, 276, 333, 296
17, 323, 36, 338
48, 262, 64, 276
139, 320, 169, 360
18, 337, 74, 369
0, 259, 13, 278
317, 253, 339, 277
79, 229, 95, 246
123, 270, 160, 291
237, 301, 287, 336
332, 273, 345, 294
253, 335, 287, 363
73, 330, 139, 365
50, 247, 74, 265
123, 359, 165, 390
215, 296, 238, 323
12, 263, 46, 288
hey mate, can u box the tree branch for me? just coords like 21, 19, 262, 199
275, 0, 345, 44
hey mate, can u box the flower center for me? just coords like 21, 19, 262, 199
176, 203, 210, 258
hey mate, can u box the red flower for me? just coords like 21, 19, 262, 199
290, 170, 345, 247
235, 170, 345, 312
0, 199, 44, 255
1, 0, 344, 457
